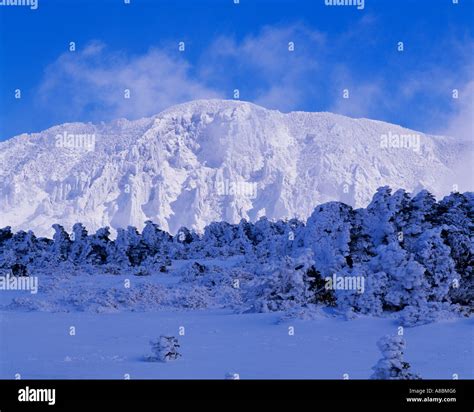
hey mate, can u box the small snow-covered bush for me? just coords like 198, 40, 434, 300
398, 302, 462, 327
246, 250, 315, 313
370, 335, 420, 380
148, 336, 181, 362
132, 267, 151, 277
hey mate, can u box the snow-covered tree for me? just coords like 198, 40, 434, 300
110, 226, 148, 267
412, 227, 460, 303
148, 336, 181, 362
0, 226, 13, 247
170, 226, 199, 259
371, 335, 420, 380
394, 189, 437, 254
437, 192, 473, 307
337, 266, 388, 315
142, 220, 172, 257
201, 221, 236, 257
303, 201, 352, 277
0, 186, 471, 319
85, 227, 111, 265
51, 224, 71, 261
252, 217, 288, 263
248, 250, 315, 312
126, 226, 149, 266
364, 186, 399, 249
368, 242, 429, 310
230, 219, 255, 256
4, 230, 40, 266
111, 228, 132, 267
69, 223, 88, 263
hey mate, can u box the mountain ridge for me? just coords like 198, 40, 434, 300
0, 99, 471, 237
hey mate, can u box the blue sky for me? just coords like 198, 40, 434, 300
0, 0, 473, 141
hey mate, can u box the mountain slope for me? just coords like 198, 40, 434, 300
0, 99, 470, 236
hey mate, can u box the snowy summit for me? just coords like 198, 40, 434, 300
0, 99, 470, 237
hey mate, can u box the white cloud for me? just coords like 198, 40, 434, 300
199, 24, 325, 110
327, 63, 385, 118
35, 24, 474, 144
38, 41, 221, 121
440, 80, 474, 141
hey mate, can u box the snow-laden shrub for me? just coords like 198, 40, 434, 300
344, 243, 431, 314
169, 285, 212, 309
335, 267, 387, 316
6, 297, 61, 312
174, 261, 246, 308
179, 261, 208, 282
277, 304, 326, 322
141, 254, 170, 273
246, 250, 315, 313
303, 202, 352, 276
102, 264, 122, 276
0, 187, 471, 320
51, 224, 71, 261
148, 336, 181, 362
371, 335, 421, 380
132, 267, 151, 277
397, 302, 462, 327
412, 228, 460, 302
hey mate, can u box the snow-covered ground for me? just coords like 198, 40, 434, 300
1, 309, 472, 379
0, 188, 472, 380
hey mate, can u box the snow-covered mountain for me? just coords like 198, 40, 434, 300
0, 99, 471, 237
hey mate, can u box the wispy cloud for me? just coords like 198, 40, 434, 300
37, 41, 221, 122
437, 80, 474, 141
198, 24, 325, 110
35, 21, 473, 142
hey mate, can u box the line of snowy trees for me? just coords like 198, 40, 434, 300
0, 187, 472, 321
